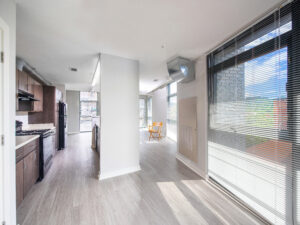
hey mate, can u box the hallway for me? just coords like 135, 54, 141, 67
17, 132, 263, 225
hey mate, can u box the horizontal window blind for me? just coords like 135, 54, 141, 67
207, 2, 300, 224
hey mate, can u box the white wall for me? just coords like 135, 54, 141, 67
152, 87, 167, 136
0, 0, 16, 224
100, 54, 140, 179
16, 111, 29, 125
66, 90, 80, 134
177, 55, 208, 179
54, 83, 66, 102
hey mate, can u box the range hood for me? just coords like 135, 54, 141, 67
167, 57, 195, 83
18, 90, 39, 102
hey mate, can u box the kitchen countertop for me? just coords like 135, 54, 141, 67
16, 135, 40, 150
22, 123, 56, 131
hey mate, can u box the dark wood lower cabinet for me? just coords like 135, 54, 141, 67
23, 150, 38, 197
16, 160, 24, 207
16, 139, 39, 208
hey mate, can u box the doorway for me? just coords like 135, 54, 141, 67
80, 92, 99, 132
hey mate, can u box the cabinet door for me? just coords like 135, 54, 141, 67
23, 151, 36, 197
33, 149, 39, 182
16, 160, 24, 207
18, 70, 28, 92
27, 76, 34, 94
33, 84, 43, 112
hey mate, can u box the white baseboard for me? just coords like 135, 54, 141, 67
99, 165, 141, 180
176, 153, 207, 180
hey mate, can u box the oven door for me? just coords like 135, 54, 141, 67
43, 131, 55, 174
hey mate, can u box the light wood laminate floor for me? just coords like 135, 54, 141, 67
17, 131, 264, 225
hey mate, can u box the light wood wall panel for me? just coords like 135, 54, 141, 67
178, 97, 198, 163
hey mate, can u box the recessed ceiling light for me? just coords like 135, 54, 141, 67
70, 67, 77, 72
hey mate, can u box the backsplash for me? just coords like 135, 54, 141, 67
16, 112, 28, 125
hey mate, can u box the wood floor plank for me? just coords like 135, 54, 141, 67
17, 131, 264, 225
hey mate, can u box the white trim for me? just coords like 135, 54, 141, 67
99, 165, 141, 180
0, 16, 16, 225
176, 153, 208, 180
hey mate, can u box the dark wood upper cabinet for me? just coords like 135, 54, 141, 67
33, 82, 43, 112
18, 70, 28, 92
27, 76, 34, 95
16, 68, 44, 112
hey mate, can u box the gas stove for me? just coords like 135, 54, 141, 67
16, 128, 56, 181
16, 129, 53, 137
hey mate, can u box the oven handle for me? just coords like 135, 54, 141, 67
43, 131, 55, 138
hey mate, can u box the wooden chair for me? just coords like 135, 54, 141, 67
148, 122, 163, 141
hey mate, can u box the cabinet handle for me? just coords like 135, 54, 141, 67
24, 161, 26, 169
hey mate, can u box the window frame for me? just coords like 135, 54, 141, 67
206, 3, 294, 224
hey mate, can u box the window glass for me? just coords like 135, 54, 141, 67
139, 98, 146, 127
147, 97, 152, 126
167, 83, 177, 141
169, 82, 177, 95
80, 92, 97, 101
80, 92, 98, 132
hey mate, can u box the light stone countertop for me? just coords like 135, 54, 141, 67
22, 123, 56, 131
16, 135, 40, 150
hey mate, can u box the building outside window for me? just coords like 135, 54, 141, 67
80, 92, 98, 132
147, 97, 152, 126
167, 82, 177, 141
139, 98, 147, 128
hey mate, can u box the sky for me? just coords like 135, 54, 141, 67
244, 22, 291, 100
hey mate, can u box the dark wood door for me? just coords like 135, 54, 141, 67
18, 70, 28, 92
33, 83, 43, 112
23, 150, 37, 197
16, 159, 24, 207
27, 75, 34, 94
33, 149, 39, 182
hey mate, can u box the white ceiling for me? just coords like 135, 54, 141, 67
16, 0, 283, 93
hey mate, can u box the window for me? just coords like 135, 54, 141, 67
147, 97, 152, 126
139, 98, 146, 128
167, 82, 177, 141
207, 4, 298, 225
80, 92, 98, 132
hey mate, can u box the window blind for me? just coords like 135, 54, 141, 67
207, 2, 300, 224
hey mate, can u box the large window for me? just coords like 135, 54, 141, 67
80, 92, 98, 132
207, 4, 298, 225
147, 97, 152, 126
139, 98, 146, 128
167, 82, 177, 141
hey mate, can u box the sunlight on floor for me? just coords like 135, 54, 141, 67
181, 180, 231, 225
157, 181, 209, 225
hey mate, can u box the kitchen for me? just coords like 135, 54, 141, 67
15, 59, 67, 208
